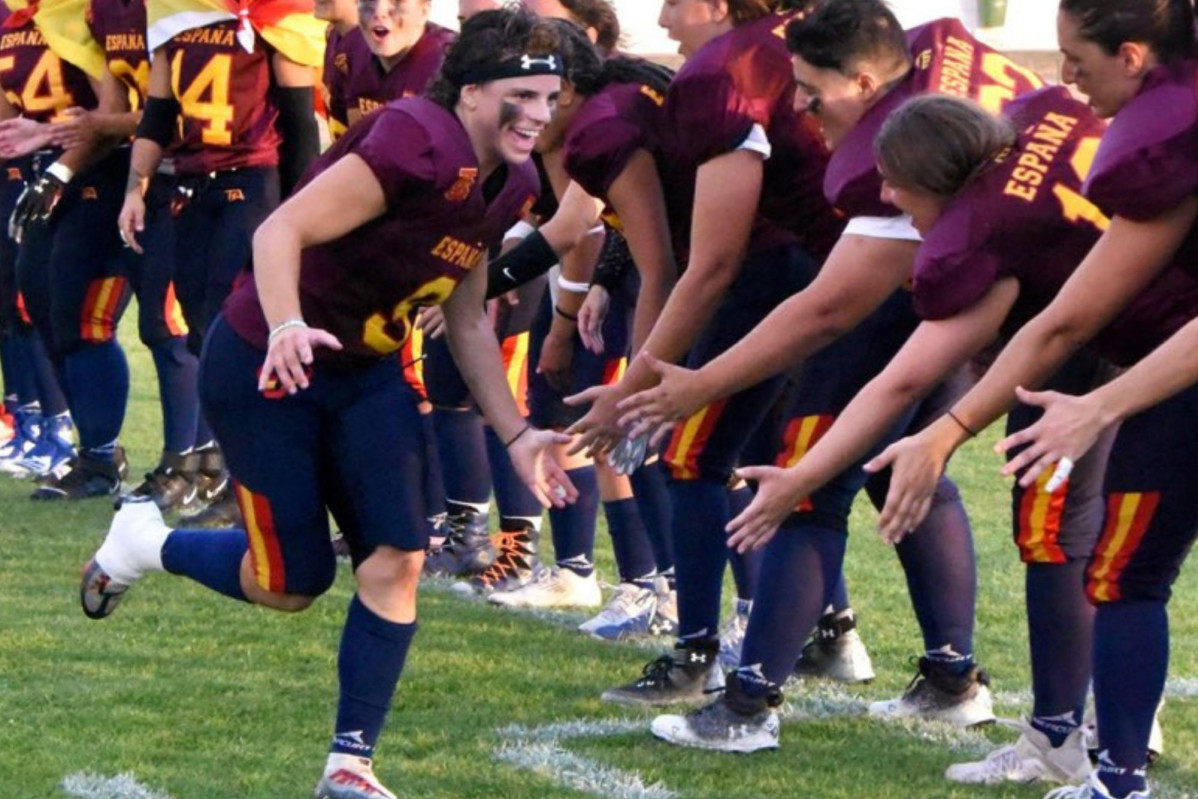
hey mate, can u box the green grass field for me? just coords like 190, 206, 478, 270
2, 319, 1197, 799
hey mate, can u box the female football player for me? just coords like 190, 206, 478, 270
81, 9, 576, 798
615, 0, 1045, 751
564, 0, 848, 708
866, 2, 1198, 796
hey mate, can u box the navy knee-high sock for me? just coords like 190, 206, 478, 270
419, 411, 447, 534
484, 425, 542, 521
629, 458, 674, 573
727, 486, 764, 600
549, 464, 598, 575
150, 337, 199, 454
604, 496, 655, 584
63, 341, 129, 454
727, 486, 763, 601
432, 407, 492, 505
826, 572, 850, 612
670, 478, 730, 639
332, 595, 418, 761
27, 330, 67, 416
1027, 560, 1092, 743
1093, 600, 1164, 798
739, 524, 847, 685
161, 528, 249, 601
893, 476, 976, 664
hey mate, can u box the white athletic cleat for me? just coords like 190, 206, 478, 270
946, 720, 1091, 785
80, 497, 171, 619
651, 674, 782, 753
1044, 771, 1151, 799
314, 754, 397, 799
869, 656, 995, 727
794, 610, 875, 684
578, 582, 657, 640
488, 566, 602, 608
717, 598, 752, 670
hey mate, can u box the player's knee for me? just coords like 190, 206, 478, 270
931, 475, 962, 505
355, 546, 424, 591
253, 591, 319, 613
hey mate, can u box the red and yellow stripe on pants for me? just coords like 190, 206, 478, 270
400, 328, 427, 401
773, 414, 834, 512
602, 356, 627, 386
164, 282, 188, 337
80, 276, 127, 342
1015, 468, 1068, 564
237, 483, 286, 594
1086, 491, 1161, 603
664, 399, 729, 481
502, 331, 530, 418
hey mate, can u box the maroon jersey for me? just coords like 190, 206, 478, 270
563, 78, 666, 218
0, 11, 97, 122
163, 19, 280, 175
321, 24, 355, 137
223, 97, 540, 367
664, 12, 843, 262
1084, 59, 1198, 280
826, 18, 1044, 218
344, 22, 454, 118
914, 87, 1198, 366
87, 0, 149, 108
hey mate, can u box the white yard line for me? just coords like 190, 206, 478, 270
60, 773, 174, 799
496, 719, 676, 799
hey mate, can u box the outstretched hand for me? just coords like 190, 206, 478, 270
617, 352, 711, 442
863, 429, 950, 545
507, 427, 579, 508
997, 385, 1109, 489
563, 382, 626, 458
725, 465, 807, 553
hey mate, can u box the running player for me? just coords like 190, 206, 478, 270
866, 3, 1198, 797
80, 9, 575, 798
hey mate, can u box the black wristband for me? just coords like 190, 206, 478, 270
274, 86, 319, 198
136, 96, 181, 148
554, 305, 578, 322
486, 229, 558, 299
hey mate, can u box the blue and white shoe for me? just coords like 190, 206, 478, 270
0, 408, 41, 468
579, 582, 657, 640
6, 416, 75, 478
1044, 770, 1150, 798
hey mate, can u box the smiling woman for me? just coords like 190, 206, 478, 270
78, 9, 577, 799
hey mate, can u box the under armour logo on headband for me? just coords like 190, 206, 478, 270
520, 54, 558, 71
460, 51, 566, 85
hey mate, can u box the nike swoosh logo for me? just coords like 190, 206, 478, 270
503, 267, 516, 282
